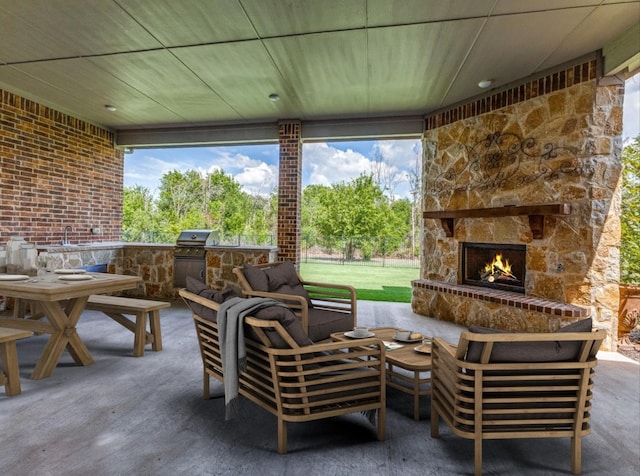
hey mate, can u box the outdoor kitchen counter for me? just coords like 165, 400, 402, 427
42, 242, 174, 252
34, 243, 277, 299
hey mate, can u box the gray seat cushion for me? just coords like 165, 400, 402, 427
307, 308, 353, 342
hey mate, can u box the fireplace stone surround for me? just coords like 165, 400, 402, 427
411, 59, 623, 351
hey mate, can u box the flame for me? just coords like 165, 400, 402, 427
484, 253, 512, 275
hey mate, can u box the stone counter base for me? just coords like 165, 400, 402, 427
412, 279, 589, 333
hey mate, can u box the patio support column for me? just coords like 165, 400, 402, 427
277, 120, 302, 264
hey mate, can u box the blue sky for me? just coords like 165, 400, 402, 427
125, 76, 639, 198
124, 139, 421, 199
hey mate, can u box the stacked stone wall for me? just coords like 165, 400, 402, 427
414, 59, 623, 350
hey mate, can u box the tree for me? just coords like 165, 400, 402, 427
155, 169, 255, 235
156, 170, 204, 233
621, 136, 640, 284
122, 185, 166, 241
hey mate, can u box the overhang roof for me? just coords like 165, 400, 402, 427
0, 0, 638, 146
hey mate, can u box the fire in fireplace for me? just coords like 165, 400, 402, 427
461, 242, 526, 293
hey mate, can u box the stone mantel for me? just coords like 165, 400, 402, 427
423, 203, 571, 239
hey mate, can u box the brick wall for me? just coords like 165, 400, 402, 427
277, 120, 302, 263
0, 88, 123, 246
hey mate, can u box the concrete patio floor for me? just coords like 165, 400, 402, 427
1, 299, 638, 476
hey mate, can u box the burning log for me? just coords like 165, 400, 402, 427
480, 253, 518, 283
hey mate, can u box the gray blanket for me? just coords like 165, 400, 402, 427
217, 296, 290, 420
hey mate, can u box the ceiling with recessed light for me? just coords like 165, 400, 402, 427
0, 0, 638, 145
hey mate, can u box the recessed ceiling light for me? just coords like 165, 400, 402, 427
478, 80, 493, 89
104, 105, 117, 112
268, 93, 280, 102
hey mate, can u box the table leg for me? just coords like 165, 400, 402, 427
31, 297, 93, 379
413, 371, 420, 421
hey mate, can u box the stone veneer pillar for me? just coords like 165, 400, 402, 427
277, 120, 302, 263
413, 57, 624, 350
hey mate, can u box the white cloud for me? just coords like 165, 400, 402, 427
234, 162, 278, 196
123, 153, 186, 193
303, 143, 372, 187
205, 149, 264, 170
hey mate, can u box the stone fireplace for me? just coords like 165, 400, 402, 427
411, 57, 623, 351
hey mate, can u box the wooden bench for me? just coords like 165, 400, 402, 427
0, 327, 32, 396
85, 295, 170, 357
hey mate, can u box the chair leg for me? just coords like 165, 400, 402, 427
203, 370, 210, 399
277, 419, 287, 454
377, 407, 386, 441
571, 436, 582, 474
474, 438, 482, 476
431, 403, 440, 437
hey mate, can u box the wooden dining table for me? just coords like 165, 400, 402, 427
0, 272, 140, 379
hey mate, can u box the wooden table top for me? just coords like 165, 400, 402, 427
0, 273, 140, 301
332, 326, 432, 370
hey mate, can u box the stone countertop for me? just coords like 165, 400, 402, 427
41, 242, 277, 251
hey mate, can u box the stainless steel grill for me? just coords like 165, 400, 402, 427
174, 230, 218, 287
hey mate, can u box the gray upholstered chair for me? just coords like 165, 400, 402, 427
430, 318, 606, 476
232, 260, 356, 342
179, 287, 385, 454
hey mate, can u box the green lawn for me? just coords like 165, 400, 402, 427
299, 262, 419, 303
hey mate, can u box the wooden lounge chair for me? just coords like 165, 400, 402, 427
232, 260, 356, 342
430, 320, 606, 476
179, 288, 386, 454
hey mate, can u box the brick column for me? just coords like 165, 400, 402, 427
277, 120, 302, 263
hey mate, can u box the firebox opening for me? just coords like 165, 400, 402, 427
461, 242, 526, 294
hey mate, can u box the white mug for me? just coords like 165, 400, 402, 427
353, 326, 369, 337
395, 330, 411, 340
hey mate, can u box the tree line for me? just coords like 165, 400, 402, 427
123, 169, 422, 254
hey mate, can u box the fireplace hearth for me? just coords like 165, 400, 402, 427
461, 242, 526, 293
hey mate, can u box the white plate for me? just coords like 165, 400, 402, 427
344, 331, 375, 339
58, 274, 94, 281
0, 274, 30, 281
54, 269, 87, 274
414, 344, 432, 355
394, 334, 423, 343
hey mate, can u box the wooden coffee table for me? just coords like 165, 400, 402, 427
331, 326, 432, 421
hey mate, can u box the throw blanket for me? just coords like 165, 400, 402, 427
217, 296, 291, 420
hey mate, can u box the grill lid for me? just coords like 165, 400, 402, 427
176, 230, 218, 246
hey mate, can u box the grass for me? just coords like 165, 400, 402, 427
299, 262, 419, 303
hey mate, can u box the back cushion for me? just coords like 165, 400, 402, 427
242, 264, 269, 292
264, 261, 313, 306
185, 276, 237, 322
465, 317, 593, 363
